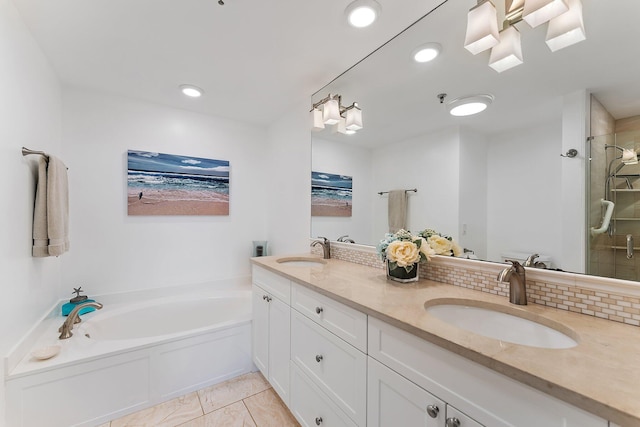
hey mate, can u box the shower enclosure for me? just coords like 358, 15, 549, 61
588, 130, 640, 280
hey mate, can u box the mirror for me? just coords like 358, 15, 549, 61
311, 0, 640, 278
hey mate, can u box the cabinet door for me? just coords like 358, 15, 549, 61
252, 285, 270, 376
269, 295, 291, 406
446, 405, 483, 427
368, 357, 445, 427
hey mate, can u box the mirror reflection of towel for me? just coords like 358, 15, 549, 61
388, 190, 407, 233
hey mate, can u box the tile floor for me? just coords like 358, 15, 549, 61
99, 372, 300, 427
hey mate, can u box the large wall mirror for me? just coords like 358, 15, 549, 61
311, 0, 640, 280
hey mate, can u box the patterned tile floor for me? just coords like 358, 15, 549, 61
100, 372, 300, 427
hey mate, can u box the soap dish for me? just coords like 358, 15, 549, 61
31, 345, 61, 361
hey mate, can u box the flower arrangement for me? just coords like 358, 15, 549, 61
377, 228, 463, 274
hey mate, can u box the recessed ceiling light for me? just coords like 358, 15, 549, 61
447, 94, 494, 116
412, 43, 442, 63
345, 0, 381, 28
180, 84, 204, 98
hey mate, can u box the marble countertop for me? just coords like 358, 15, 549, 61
251, 255, 640, 426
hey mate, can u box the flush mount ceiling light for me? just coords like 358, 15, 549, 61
446, 94, 494, 117
179, 84, 204, 98
464, 0, 585, 72
345, 0, 381, 28
412, 43, 442, 63
310, 94, 363, 135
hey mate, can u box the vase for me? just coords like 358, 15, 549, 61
386, 260, 419, 283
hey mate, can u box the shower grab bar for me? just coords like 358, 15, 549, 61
591, 199, 615, 237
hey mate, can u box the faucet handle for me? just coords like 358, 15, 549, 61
317, 236, 329, 243
523, 254, 539, 267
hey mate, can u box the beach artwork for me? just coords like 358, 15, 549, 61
311, 171, 353, 217
127, 150, 230, 216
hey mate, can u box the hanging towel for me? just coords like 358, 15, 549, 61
32, 155, 69, 257
388, 190, 407, 233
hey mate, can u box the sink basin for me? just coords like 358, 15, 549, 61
425, 299, 578, 349
276, 257, 327, 267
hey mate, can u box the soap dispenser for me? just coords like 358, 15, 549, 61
61, 287, 98, 316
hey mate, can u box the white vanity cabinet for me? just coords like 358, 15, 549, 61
251, 266, 291, 405
368, 317, 607, 427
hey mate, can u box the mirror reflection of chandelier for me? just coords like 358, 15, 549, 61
310, 94, 363, 135
464, 0, 586, 73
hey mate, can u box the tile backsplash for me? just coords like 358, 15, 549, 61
315, 241, 640, 327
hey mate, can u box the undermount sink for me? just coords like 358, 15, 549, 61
425, 299, 578, 349
276, 257, 327, 267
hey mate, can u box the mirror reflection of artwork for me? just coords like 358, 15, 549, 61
311, 171, 352, 217
127, 150, 230, 216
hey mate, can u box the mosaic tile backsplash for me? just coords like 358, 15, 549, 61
313, 242, 640, 327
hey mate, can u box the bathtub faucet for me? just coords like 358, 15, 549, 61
58, 302, 103, 339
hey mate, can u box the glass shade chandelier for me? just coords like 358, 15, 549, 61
310, 94, 363, 135
464, 0, 586, 73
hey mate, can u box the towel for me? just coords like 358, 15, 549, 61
388, 190, 407, 233
32, 155, 69, 257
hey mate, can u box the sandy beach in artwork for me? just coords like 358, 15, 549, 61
311, 197, 352, 217
128, 188, 229, 216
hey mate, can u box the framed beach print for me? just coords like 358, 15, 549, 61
127, 150, 230, 216
311, 171, 352, 217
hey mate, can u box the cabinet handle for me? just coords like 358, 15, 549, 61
315, 416, 323, 425
426, 404, 439, 418
446, 417, 461, 427
315, 306, 323, 314
315, 354, 323, 363
262, 295, 268, 301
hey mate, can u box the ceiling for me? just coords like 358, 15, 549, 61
10, 0, 448, 126
313, 0, 640, 148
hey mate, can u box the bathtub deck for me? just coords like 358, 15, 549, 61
103, 372, 299, 427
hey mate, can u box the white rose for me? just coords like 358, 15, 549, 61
386, 240, 420, 267
419, 237, 436, 260
428, 235, 453, 255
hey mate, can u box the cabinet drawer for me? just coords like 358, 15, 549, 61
368, 317, 606, 427
290, 362, 358, 427
291, 283, 367, 352
291, 310, 366, 426
252, 265, 290, 304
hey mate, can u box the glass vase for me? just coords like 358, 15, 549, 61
386, 260, 419, 283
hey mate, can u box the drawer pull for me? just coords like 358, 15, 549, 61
315, 306, 324, 314
446, 417, 461, 427
315, 417, 323, 425
426, 404, 439, 418
315, 354, 323, 363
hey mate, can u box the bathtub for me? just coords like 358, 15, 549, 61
6, 286, 254, 427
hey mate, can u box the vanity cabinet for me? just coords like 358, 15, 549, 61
251, 266, 291, 405
368, 317, 606, 427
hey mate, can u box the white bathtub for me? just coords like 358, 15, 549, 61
6, 286, 254, 427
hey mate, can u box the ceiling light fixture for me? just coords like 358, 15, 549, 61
345, 0, 381, 28
179, 84, 204, 98
464, 0, 585, 72
446, 94, 494, 117
412, 43, 442, 63
310, 94, 363, 134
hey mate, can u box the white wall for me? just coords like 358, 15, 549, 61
61, 88, 269, 295
486, 119, 563, 265
0, 0, 62, 423
265, 100, 312, 255
311, 137, 373, 244
372, 127, 461, 241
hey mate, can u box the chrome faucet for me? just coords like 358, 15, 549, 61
497, 260, 527, 305
337, 235, 355, 243
311, 237, 331, 259
523, 253, 539, 267
58, 301, 103, 339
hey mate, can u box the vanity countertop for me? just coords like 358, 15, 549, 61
251, 255, 640, 426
